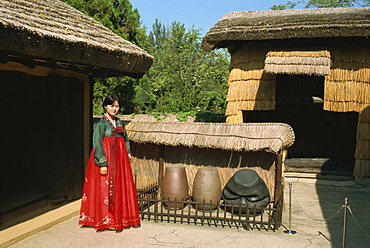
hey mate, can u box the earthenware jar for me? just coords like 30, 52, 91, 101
192, 166, 222, 211
223, 169, 271, 215
161, 165, 188, 209
225, 169, 269, 201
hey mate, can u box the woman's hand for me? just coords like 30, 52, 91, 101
100, 166, 108, 176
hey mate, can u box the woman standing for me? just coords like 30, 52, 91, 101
79, 94, 140, 232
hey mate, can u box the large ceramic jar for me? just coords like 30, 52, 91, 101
192, 166, 222, 211
225, 169, 269, 201
161, 165, 188, 209
222, 169, 271, 215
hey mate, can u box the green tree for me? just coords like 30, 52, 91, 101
62, 2, 230, 117
271, 0, 369, 9
134, 21, 230, 115
61, 0, 141, 43
148, 19, 169, 51
61, 0, 144, 114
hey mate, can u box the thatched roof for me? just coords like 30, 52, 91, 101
264, 50, 331, 76
126, 121, 295, 153
201, 7, 370, 52
0, 0, 154, 78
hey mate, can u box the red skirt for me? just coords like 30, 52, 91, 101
78, 136, 140, 231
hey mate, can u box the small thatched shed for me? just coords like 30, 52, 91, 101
0, 0, 153, 219
126, 121, 295, 205
201, 7, 370, 178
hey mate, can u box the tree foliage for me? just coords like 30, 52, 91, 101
271, 0, 369, 9
61, 0, 144, 114
134, 20, 230, 115
61, 0, 142, 42
61, 1, 230, 117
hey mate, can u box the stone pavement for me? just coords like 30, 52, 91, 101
1, 173, 370, 248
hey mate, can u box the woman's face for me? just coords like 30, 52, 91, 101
105, 100, 120, 118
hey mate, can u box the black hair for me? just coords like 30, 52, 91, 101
102, 94, 121, 113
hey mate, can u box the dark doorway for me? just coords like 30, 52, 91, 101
0, 71, 51, 213
244, 74, 358, 174
0, 71, 85, 218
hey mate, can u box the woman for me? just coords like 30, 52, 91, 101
79, 94, 140, 232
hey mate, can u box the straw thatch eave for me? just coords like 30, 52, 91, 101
201, 7, 370, 52
264, 50, 332, 76
126, 121, 295, 154
0, 0, 154, 78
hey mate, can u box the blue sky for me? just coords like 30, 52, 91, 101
130, 0, 305, 35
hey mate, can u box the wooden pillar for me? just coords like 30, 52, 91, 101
83, 77, 93, 171
274, 150, 283, 207
158, 145, 165, 198
354, 105, 370, 178
274, 150, 284, 228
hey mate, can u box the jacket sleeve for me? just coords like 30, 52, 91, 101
92, 120, 108, 167
119, 119, 131, 155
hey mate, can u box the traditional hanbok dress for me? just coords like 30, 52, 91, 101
79, 114, 140, 231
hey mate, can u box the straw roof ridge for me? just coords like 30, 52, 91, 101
126, 121, 295, 153
0, 0, 154, 77
201, 7, 370, 52
219, 7, 367, 20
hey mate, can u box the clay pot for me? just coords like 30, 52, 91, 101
161, 165, 188, 209
225, 169, 269, 201
192, 167, 222, 211
223, 169, 271, 215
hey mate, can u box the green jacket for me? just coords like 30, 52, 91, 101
93, 117, 131, 167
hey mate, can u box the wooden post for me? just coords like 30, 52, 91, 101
274, 150, 283, 207
158, 145, 165, 198
273, 149, 284, 228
